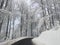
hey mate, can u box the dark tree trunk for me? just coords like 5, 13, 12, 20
0, 0, 4, 9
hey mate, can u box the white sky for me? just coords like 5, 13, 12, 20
26, 0, 31, 5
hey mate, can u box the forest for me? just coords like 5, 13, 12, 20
0, 0, 60, 42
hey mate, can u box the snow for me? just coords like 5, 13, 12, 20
0, 37, 31, 45
32, 26, 60, 45
0, 26, 60, 45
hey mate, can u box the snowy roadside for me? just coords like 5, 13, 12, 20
0, 26, 60, 45
0, 37, 32, 45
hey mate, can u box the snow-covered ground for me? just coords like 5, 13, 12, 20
0, 26, 60, 45
0, 37, 30, 45
33, 26, 60, 45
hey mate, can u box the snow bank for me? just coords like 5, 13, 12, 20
33, 26, 60, 45
0, 37, 29, 45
